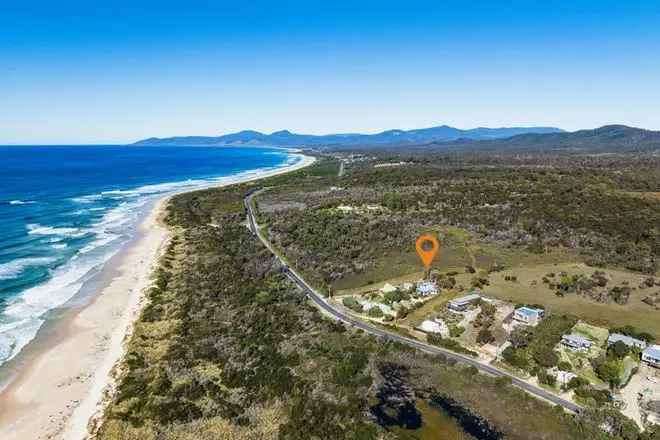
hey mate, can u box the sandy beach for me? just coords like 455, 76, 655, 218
0, 154, 315, 440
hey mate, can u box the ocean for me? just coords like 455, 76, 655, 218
0, 145, 298, 366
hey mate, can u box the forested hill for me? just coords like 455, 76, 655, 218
133, 125, 562, 147
411, 125, 660, 153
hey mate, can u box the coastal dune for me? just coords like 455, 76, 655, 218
0, 154, 315, 440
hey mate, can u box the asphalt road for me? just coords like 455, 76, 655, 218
244, 190, 583, 414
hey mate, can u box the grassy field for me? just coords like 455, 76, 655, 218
487, 263, 660, 338
332, 233, 473, 291
335, 222, 660, 340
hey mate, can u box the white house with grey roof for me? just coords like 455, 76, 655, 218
513, 307, 544, 326
416, 281, 438, 297
561, 333, 593, 350
448, 293, 481, 312
417, 319, 449, 337
642, 345, 660, 367
607, 333, 648, 350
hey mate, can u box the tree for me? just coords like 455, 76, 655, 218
510, 326, 534, 349
593, 357, 621, 388
477, 328, 495, 344
557, 361, 572, 371
538, 370, 557, 387
566, 376, 588, 389
533, 348, 558, 368
502, 346, 529, 370
610, 340, 630, 359
367, 307, 384, 318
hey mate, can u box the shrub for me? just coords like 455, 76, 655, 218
566, 376, 589, 390
367, 307, 384, 318
502, 346, 529, 370
532, 348, 558, 368
538, 370, 557, 387
574, 386, 610, 406
427, 334, 478, 357
477, 328, 495, 344
557, 361, 572, 371
449, 325, 465, 338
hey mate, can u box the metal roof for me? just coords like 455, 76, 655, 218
643, 345, 660, 359
608, 333, 647, 347
562, 334, 592, 345
516, 307, 541, 317
449, 293, 481, 305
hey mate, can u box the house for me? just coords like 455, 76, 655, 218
361, 301, 394, 316
642, 345, 660, 367
418, 319, 449, 337
607, 333, 648, 350
561, 334, 593, 350
416, 281, 438, 297
448, 293, 481, 312
380, 283, 397, 294
513, 307, 544, 326
548, 367, 577, 385
401, 282, 414, 292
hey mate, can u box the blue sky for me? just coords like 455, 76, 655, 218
2, 0, 660, 144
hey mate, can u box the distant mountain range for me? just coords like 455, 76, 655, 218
415, 125, 660, 153
133, 125, 563, 147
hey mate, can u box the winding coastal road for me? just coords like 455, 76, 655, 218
244, 189, 583, 414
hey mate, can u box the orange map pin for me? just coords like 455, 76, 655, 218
416, 233, 439, 270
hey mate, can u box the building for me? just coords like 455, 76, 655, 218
401, 282, 414, 292
416, 281, 438, 297
642, 345, 660, 367
548, 367, 577, 386
561, 334, 593, 350
380, 283, 397, 294
607, 333, 648, 350
362, 301, 394, 316
418, 319, 449, 337
513, 307, 544, 326
448, 293, 481, 312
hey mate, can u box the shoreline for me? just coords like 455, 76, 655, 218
0, 153, 315, 440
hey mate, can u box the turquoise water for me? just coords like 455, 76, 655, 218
0, 145, 297, 365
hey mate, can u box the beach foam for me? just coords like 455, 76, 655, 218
0, 244, 120, 364
0, 257, 57, 281
0, 147, 303, 368
27, 224, 88, 238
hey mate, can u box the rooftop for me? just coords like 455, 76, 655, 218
643, 345, 660, 358
608, 333, 647, 347
563, 334, 592, 345
516, 307, 541, 317
450, 293, 481, 304
419, 320, 447, 334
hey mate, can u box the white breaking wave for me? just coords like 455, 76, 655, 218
8, 200, 35, 205
70, 194, 103, 203
0, 249, 118, 364
0, 154, 302, 366
0, 257, 57, 280
26, 224, 89, 238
